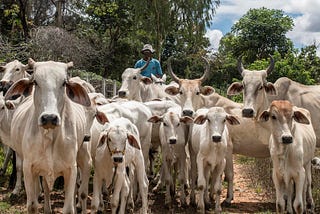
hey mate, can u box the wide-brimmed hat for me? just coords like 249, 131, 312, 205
141, 44, 155, 54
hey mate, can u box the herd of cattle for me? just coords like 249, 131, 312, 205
0, 56, 320, 213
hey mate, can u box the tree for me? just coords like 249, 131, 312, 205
224, 7, 294, 63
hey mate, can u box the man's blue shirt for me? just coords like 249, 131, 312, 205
134, 58, 163, 78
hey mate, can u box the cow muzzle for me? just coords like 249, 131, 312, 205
113, 156, 123, 163
169, 138, 177, 144
118, 91, 126, 98
182, 109, 193, 117
281, 135, 293, 144
212, 135, 222, 143
40, 113, 60, 129
242, 108, 254, 118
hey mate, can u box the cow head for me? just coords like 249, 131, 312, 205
0, 60, 29, 95
165, 57, 215, 117
5, 58, 91, 129
194, 107, 240, 143
98, 125, 140, 165
118, 58, 152, 101
227, 56, 276, 118
258, 100, 310, 145
148, 110, 193, 145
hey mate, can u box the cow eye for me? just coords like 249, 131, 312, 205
33, 81, 38, 86
196, 91, 200, 95
177, 123, 180, 127
271, 115, 276, 120
133, 76, 137, 80
163, 123, 167, 126
15, 68, 20, 71
259, 85, 263, 90
179, 91, 183, 95
62, 80, 66, 87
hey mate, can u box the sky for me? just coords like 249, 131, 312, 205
205, 0, 320, 55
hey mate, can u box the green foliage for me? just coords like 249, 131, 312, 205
222, 7, 294, 62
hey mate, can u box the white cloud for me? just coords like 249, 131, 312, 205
205, 29, 223, 52
207, 0, 320, 55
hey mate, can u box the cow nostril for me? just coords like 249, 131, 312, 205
118, 91, 126, 97
182, 110, 193, 117
242, 108, 254, 118
212, 135, 221, 142
282, 136, 293, 144
169, 139, 177, 144
113, 157, 123, 163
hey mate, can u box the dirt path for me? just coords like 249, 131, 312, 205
0, 155, 276, 213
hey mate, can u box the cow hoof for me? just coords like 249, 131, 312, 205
76, 206, 82, 213
221, 200, 232, 207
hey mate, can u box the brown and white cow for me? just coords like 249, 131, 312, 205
259, 100, 316, 213
5, 59, 91, 213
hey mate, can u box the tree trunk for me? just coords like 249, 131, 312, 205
55, 0, 64, 27
18, 0, 30, 40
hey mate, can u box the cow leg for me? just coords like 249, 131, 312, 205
197, 154, 206, 214
62, 165, 77, 214
24, 161, 39, 214
178, 151, 187, 206
42, 177, 52, 214
91, 171, 104, 213
293, 170, 305, 214
213, 160, 226, 213
305, 162, 314, 212
189, 142, 197, 207
135, 154, 149, 214
222, 146, 233, 207
111, 170, 123, 214
273, 171, 285, 213
119, 174, 130, 214
76, 142, 92, 213
12, 154, 23, 196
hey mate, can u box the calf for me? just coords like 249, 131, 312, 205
148, 104, 193, 206
191, 107, 240, 213
259, 100, 316, 213
91, 117, 148, 214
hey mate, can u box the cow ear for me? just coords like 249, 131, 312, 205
264, 82, 277, 95
293, 110, 310, 125
97, 133, 107, 148
127, 133, 140, 150
66, 81, 91, 107
194, 115, 207, 125
151, 74, 157, 82
226, 114, 240, 125
141, 77, 152, 85
180, 116, 193, 124
5, 100, 16, 110
258, 110, 270, 122
96, 109, 109, 124
162, 74, 167, 82
201, 86, 215, 96
147, 115, 163, 123
227, 82, 243, 95
5, 78, 33, 100
165, 85, 179, 95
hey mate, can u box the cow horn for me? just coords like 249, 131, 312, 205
167, 57, 180, 83
28, 58, 36, 69
139, 57, 151, 72
198, 57, 210, 83
237, 56, 245, 76
266, 55, 274, 75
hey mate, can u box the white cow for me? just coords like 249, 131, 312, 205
148, 104, 193, 206
5, 59, 91, 213
91, 117, 148, 214
259, 100, 315, 213
90, 100, 153, 173
0, 60, 29, 193
117, 59, 152, 102
191, 107, 240, 213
